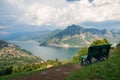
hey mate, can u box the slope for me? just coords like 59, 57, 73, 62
2, 44, 119, 80
0, 40, 43, 67
40, 24, 120, 47
66, 46, 120, 80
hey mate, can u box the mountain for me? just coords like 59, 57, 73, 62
40, 24, 120, 47
3, 31, 50, 41
0, 40, 43, 67
54, 24, 107, 38
2, 25, 119, 48
3, 30, 62, 43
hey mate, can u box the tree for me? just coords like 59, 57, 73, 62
21, 64, 32, 72
71, 38, 110, 63
61, 59, 68, 64
13, 66, 19, 73
103, 38, 109, 44
0, 66, 13, 76
90, 38, 109, 46
71, 47, 88, 63
54, 58, 61, 66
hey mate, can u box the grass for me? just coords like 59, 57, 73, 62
0, 71, 31, 80
0, 48, 120, 80
0, 63, 69, 80
0, 68, 45, 80
65, 48, 120, 80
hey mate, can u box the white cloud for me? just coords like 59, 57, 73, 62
0, 31, 9, 35
7, 0, 26, 10
0, 26, 7, 29
5, 0, 120, 27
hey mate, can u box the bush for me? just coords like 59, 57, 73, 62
13, 66, 20, 73
90, 38, 109, 46
71, 47, 88, 63
45, 59, 60, 66
0, 66, 13, 76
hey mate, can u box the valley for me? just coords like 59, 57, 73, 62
2, 24, 120, 48
40, 25, 120, 47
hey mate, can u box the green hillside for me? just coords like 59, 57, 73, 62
0, 40, 43, 66
0, 40, 44, 76
0, 40, 120, 80
66, 44, 120, 80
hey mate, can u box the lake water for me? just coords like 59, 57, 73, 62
11, 41, 79, 61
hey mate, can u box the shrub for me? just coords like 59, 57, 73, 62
71, 47, 88, 63
0, 66, 13, 76
90, 38, 109, 46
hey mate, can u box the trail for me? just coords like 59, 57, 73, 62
13, 63, 82, 80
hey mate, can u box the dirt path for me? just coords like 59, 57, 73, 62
13, 63, 82, 80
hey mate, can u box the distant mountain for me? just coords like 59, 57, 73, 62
54, 24, 107, 38
3, 31, 50, 41
0, 40, 43, 67
2, 25, 119, 48
40, 24, 120, 47
3, 30, 62, 43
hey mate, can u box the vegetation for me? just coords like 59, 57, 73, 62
0, 40, 63, 78
40, 25, 120, 47
71, 47, 88, 63
0, 69, 41, 80
45, 58, 61, 66
0, 40, 44, 76
90, 38, 109, 46
66, 43, 120, 80
0, 57, 62, 76
63, 37, 85, 46
0, 66, 13, 76
71, 38, 110, 63
0, 39, 119, 80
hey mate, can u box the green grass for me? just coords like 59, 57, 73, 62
65, 48, 120, 80
0, 63, 75, 80
0, 68, 45, 80
0, 71, 32, 80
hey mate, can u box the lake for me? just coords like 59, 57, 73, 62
11, 41, 79, 61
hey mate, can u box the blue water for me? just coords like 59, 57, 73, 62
11, 41, 79, 61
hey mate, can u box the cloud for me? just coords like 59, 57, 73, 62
0, 26, 7, 29
1, 0, 120, 28
81, 20, 120, 30
0, 26, 9, 35
0, 31, 9, 34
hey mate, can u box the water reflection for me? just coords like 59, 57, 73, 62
11, 41, 79, 61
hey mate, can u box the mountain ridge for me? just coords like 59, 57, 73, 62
40, 24, 120, 47
54, 24, 108, 39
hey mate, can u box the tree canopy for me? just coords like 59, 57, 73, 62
90, 38, 109, 46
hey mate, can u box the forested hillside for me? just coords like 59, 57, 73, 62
0, 40, 43, 76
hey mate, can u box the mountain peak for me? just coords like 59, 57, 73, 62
55, 24, 108, 38
40, 24, 119, 47
67, 24, 83, 29
55, 24, 84, 38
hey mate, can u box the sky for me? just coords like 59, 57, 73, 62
0, 0, 120, 35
